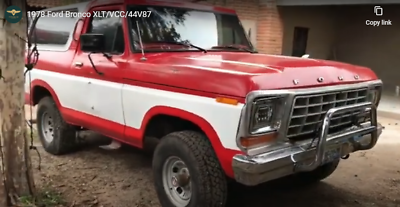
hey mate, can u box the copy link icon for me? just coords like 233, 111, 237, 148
374, 6, 383, 16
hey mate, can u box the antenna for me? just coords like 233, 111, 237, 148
136, 20, 147, 61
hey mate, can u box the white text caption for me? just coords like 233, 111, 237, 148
27, 10, 152, 18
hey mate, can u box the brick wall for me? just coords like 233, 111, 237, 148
257, 0, 283, 54
190, 0, 283, 54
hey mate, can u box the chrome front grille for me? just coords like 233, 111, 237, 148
287, 88, 369, 140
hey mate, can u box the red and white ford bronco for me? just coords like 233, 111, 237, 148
25, 0, 383, 206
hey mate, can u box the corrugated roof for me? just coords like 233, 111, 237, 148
27, 0, 84, 8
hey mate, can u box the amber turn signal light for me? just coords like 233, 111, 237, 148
240, 133, 278, 148
215, 97, 239, 105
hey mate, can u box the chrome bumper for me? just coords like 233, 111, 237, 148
232, 102, 382, 186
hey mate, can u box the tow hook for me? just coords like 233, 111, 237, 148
341, 154, 350, 159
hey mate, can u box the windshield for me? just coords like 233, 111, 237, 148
128, 5, 254, 52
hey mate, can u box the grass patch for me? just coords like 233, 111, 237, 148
17, 188, 66, 207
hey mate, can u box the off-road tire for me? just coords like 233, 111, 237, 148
36, 96, 78, 155
153, 130, 228, 207
295, 159, 340, 183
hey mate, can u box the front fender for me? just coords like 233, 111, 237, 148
140, 106, 241, 178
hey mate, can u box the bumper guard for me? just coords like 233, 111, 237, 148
232, 102, 382, 186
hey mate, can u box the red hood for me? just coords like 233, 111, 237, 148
127, 52, 378, 98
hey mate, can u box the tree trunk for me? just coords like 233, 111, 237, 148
0, 0, 35, 206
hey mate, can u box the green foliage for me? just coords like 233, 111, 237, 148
18, 188, 66, 207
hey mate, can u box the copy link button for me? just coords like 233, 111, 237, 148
374, 6, 383, 16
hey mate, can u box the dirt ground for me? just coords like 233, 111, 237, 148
25, 106, 400, 207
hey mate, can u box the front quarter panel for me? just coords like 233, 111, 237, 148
121, 83, 244, 177
121, 83, 244, 151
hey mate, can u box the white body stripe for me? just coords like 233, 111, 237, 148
25, 69, 243, 150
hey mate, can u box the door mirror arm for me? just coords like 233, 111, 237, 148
88, 52, 103, 75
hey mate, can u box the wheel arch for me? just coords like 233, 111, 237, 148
141, 106, 237, 177
30, 80, 62, 108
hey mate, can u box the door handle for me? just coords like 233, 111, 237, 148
75, 62, 83, 67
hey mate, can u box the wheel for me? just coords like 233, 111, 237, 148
294, 159, 340, 183
36, 96, 78, 155
152, 131, 228, 207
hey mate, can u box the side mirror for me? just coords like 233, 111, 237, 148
80, 34, 105, 53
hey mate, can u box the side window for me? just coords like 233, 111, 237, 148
31, 10, 78, 46
86, 11, 124, 54
219, 15, 247, 46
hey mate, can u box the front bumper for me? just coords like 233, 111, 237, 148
232, 102, 382, 186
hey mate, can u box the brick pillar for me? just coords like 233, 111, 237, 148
256, 0, 283, 54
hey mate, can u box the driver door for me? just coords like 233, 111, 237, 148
71, 5, 127, 139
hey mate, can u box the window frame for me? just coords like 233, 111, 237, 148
29, 8, 80, 52
77, 5, 126, 56
85, 9, 125, 55
126, 5, 253, 53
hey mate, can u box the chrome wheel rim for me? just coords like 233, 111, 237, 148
162, 156, 191, 206
41, 111, 54, 143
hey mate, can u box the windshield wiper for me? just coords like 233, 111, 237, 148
147, 41, 207, 53
211, 45, 257, 53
